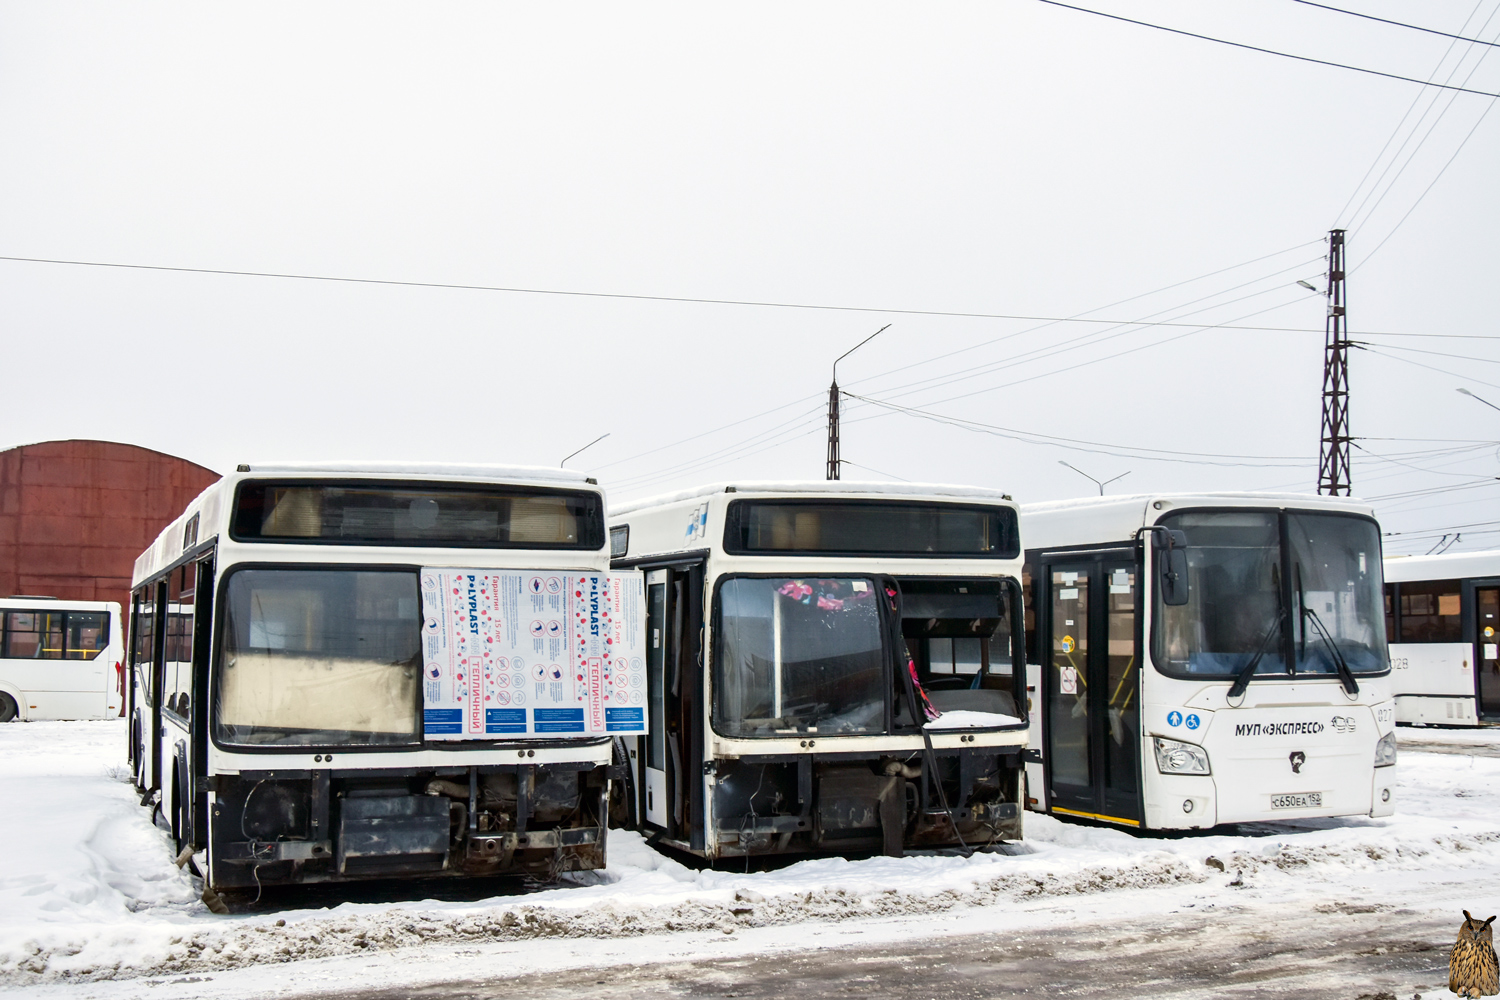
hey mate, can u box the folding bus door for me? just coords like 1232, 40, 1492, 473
1041, 550, 1142, 827
643, 570, 669, 828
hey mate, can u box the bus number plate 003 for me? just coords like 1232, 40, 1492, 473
1270, 791, 1322, 810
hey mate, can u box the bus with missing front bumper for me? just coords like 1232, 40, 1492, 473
127, 463, 642, 892
609, 482, 1029, 860
1022, 493, 1395, 831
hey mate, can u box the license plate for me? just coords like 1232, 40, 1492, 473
1270, 792, 1323, 810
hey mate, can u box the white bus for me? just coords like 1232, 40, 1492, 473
1383, 549, 1500, 726
1022, 493, 1396, 831
608, 482, 1029, 860
128, 463, 643, 891
0, 597, 124, 721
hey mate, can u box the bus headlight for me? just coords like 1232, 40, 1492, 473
1153, 737, 1210, 775
1374, 731, 1397, 768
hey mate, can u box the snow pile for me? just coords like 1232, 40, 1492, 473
3, 719, 1499, 986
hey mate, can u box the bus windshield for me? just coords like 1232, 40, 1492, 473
215, 568, 422, 747
713, 577, 885, 737
1153, 510, 1387, 679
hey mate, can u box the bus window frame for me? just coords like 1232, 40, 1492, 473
227, 479, 607, 551
707, 571, 1030, 740
720, 498, 1020, 560
1147, 505, 1391, 682
207, 561, 614, 755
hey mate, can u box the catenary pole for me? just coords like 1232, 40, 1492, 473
1317, 230, 1351, 495
827, 324, 891, 481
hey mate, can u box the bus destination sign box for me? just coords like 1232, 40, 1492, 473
420, 568, 647, 740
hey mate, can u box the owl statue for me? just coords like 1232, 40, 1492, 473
1450, 910, 1499, 999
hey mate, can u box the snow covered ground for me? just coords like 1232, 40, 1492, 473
2, 721, 1498, 998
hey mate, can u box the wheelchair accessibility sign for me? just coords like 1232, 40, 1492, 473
1167, 711, 1202, 730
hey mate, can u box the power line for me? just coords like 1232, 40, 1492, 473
1354, 89, 1500, 269
1333, 0, 1490, 226
1288, 0, 1500, 48
0, 251, 1340, 333
1357, 344, 1500, 392
840, 240, 1323, 387
1364, 477, 1500, 501
846, 293, 1314, 416
843, 393, 1313, 467
1, 252, 1490, 341
1364, 342, 1500, 366
1346, 5, 1500, 234
1384, 518, 1500, 537
849, 258, 1326, 402
1028, 0, 1500, 98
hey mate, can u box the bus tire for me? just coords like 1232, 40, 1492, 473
0, 692, 17, 723
131, 717, 143, 789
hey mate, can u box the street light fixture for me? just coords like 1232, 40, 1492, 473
1457, 388, 1500, 415
1059, 460, 1130, 496
560, 433, 610, 467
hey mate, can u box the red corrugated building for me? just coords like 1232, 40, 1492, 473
0, 440, 219, 609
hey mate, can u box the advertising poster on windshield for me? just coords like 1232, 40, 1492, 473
419, 569, 647, 740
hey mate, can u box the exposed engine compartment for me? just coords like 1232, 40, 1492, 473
208, 762, 609, 889
709, 749, 1023, 857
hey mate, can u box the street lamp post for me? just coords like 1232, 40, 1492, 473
1058, 460, 1130, 496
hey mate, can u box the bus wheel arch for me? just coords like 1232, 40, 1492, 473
0, 687, 22, 723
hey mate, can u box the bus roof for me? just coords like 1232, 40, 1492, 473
1384, 548, 1500, 584
132, 463, 607, 587
610, 480, 1015, 517
0, 596, 121, 612
1021, 492, 1378, 551
235, 461, 593, 484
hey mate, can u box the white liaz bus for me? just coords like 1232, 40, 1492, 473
1021, 493, 1396, 832
0, 597, 124, 721
128, 463, 644, 892
608, 482, 1030, 861
1383, 549, 1500, 726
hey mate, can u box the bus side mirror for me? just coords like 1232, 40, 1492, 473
1155, 529, 1190, 606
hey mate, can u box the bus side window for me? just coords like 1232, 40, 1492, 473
64, 612, 108, 660
1398, 579, 1462, 642
164, 564, 196, 719
2, 611, 64, 659
132, 588, 158, 707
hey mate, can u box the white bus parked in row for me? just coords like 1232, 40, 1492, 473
608, 482, 1029, 860
0, 597, 123, 721
1022, 494, 1396, 831
128, 463, 644, 891
1383, 549, 1500, 726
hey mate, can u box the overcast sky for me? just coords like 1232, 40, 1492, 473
1, 1, 1496, 554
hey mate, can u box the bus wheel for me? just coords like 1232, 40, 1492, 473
0, 693, 17, 723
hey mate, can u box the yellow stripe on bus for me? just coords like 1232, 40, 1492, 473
1050, 805, 1141, 827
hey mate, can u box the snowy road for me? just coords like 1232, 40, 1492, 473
3, 722, 1498, 999
335, 898, 1455, 1000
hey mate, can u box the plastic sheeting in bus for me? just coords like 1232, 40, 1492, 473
419, 569, 647, 740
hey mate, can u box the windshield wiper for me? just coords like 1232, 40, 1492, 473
1295, 561, 1359, 696
1301, 603, 1360, 696
1227, 607, 1286, 700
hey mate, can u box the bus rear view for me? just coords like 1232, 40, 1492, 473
1023, 494, 1395, 831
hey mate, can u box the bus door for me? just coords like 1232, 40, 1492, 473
636, 563, 704, 850
643, 570, 669, 827
1042, 550, 1142, 826
1478, 585, 1500, 719
148, 579, 167, 796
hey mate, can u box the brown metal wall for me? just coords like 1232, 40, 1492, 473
0, 440, 219, 609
